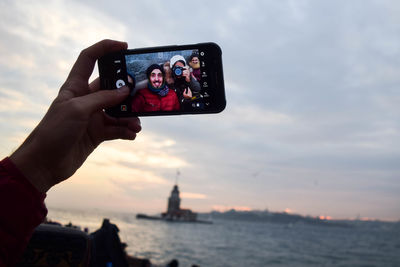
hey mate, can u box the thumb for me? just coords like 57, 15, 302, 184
78, 86, 130, 113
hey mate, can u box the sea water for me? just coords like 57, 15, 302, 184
47, 208, 400, 267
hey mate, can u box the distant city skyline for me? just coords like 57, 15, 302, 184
1, 0, 399, 221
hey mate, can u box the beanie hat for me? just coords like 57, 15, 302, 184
146, 64, 164, 79
170, 55, 186, 68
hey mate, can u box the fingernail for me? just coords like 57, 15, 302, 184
117, 86, 129, 94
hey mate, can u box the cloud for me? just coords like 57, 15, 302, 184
109, 172, 168, 191
1, 0, 400, 219
0, 87, 48, 114
229, 105, 293, 126
91, 137, 188, 170
181, 192, 207, 199
1, 1, 126, 48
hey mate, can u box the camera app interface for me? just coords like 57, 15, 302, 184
115, 49, 210, 113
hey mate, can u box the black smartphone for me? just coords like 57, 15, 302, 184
98, 42, 226, 117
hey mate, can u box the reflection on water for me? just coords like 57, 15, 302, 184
47, 208, 400, 267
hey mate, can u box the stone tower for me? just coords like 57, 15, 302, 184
167, 185, 181, 214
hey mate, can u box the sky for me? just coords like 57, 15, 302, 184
0, 0, 399, 221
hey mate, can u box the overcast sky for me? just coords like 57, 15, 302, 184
0, 0, 399, 221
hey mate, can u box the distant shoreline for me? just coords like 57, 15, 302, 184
46, 206, 400, 224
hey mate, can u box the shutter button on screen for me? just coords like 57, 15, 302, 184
116, 79, 125, 88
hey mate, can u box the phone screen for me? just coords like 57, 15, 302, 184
99, 43, 225, 117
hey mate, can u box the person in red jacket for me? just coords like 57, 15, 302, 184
131, 64, 180, 112
0, 39, 142, 266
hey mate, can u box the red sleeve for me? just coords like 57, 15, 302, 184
173, 91, 180, 111
131, 92, 145, 112
0, 157, 48, 266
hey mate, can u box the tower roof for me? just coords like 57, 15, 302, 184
172, 184, 179, 194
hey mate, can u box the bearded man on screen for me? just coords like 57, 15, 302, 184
131, 64, 180, 112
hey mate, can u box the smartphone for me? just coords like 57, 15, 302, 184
98, 42, 226, 117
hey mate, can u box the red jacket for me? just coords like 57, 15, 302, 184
131, 87, 180, 113
0, 157, 47, 266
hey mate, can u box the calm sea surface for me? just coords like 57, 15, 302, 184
47, 208, 400, 267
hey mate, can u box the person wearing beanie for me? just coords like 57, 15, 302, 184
131, 64, 180, 112
169, 55, 187, 69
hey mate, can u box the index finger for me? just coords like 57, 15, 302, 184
67, 39, 128, 82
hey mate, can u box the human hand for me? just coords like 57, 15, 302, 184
182, 67, 191, 82
183, 88, 192, 99
10, 40, 141, 193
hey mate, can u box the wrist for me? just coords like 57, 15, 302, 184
10, 139, 53, 193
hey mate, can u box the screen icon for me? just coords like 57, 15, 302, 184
203, 81, 208, 88
116, 79, 125, 88
200, 51, 205, 56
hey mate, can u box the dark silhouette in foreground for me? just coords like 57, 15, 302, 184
18, 218, 186, 267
